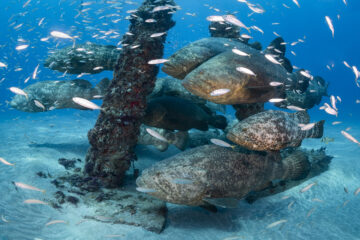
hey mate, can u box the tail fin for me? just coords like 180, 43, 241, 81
306, 120, 325, 139
167, 131, 189, 151
282, 57, 293, 73
282, 151, 311, 181
265, 37, 286, 59
210, 115, 228, 130
94, 78, 110, 95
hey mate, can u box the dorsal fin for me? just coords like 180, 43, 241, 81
265, 37, 293, 72
265, 37, 286, 59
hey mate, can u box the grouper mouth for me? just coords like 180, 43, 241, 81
162, 62, 186, 80
135, 175, 161, 195
226, 132, 239, 145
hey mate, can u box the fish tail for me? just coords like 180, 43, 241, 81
306, 120, 325, 139
94, 78, 110, 96
210, 115, 227, 130
282, 151, 311, 181
170, 131, 189, 151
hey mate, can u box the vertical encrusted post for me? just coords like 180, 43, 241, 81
84, 0, 176, 188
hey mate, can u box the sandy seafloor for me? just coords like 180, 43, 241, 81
0, 110, 360, 240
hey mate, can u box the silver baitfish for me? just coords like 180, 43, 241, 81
138, 125, 189, 152
136, 145, 310, 208
10, 78, 110, 112
227, 110, 324, 151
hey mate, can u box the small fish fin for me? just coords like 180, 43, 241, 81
199, 203, 218, 213
94, 78, 110, 95
306, 120, 325, 139
203, 197, 239, 209
11, 181, 19, 192
282, 151, 311, 181
210, 115, 227, 130
170, 131, 189, 151
153, 142, 169, 152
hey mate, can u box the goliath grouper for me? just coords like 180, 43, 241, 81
162, 37, 309, 105
10, 78, 110, 112
44, 43, 120, 74
136, 145, 310, 208
227, 110, 324, 151
143, 96, 227, 131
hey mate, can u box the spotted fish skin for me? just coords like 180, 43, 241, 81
44, 43, 120, 74
227, 110, 324, 151
136, 145, 309, 206
163, 37, 309, 105
162, 38, 245, 79
10, 78, 109, 112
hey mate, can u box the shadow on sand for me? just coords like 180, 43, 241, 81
28, 142, 90, 155
165, 205, 243, 232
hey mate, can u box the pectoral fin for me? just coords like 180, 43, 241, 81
254, 181, 273, 192
203, 197, 239, 209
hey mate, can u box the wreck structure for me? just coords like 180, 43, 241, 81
84, 0, 177, 187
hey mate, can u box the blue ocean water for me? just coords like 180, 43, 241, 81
0, 0, 360, 239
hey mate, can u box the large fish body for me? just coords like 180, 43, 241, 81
10, 78, 110, 112
136, 145, 310, 206
44, 43, 120, 74
143, 96, 227, 131
162, 38, 242, 79
163, 37, 308, 105
227, 110, 324, 151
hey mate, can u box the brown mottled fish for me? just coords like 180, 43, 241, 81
163, 37, 307, 105
227, 110, 324, 151
143, 96, 227, 131
136, 145, 310, 208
